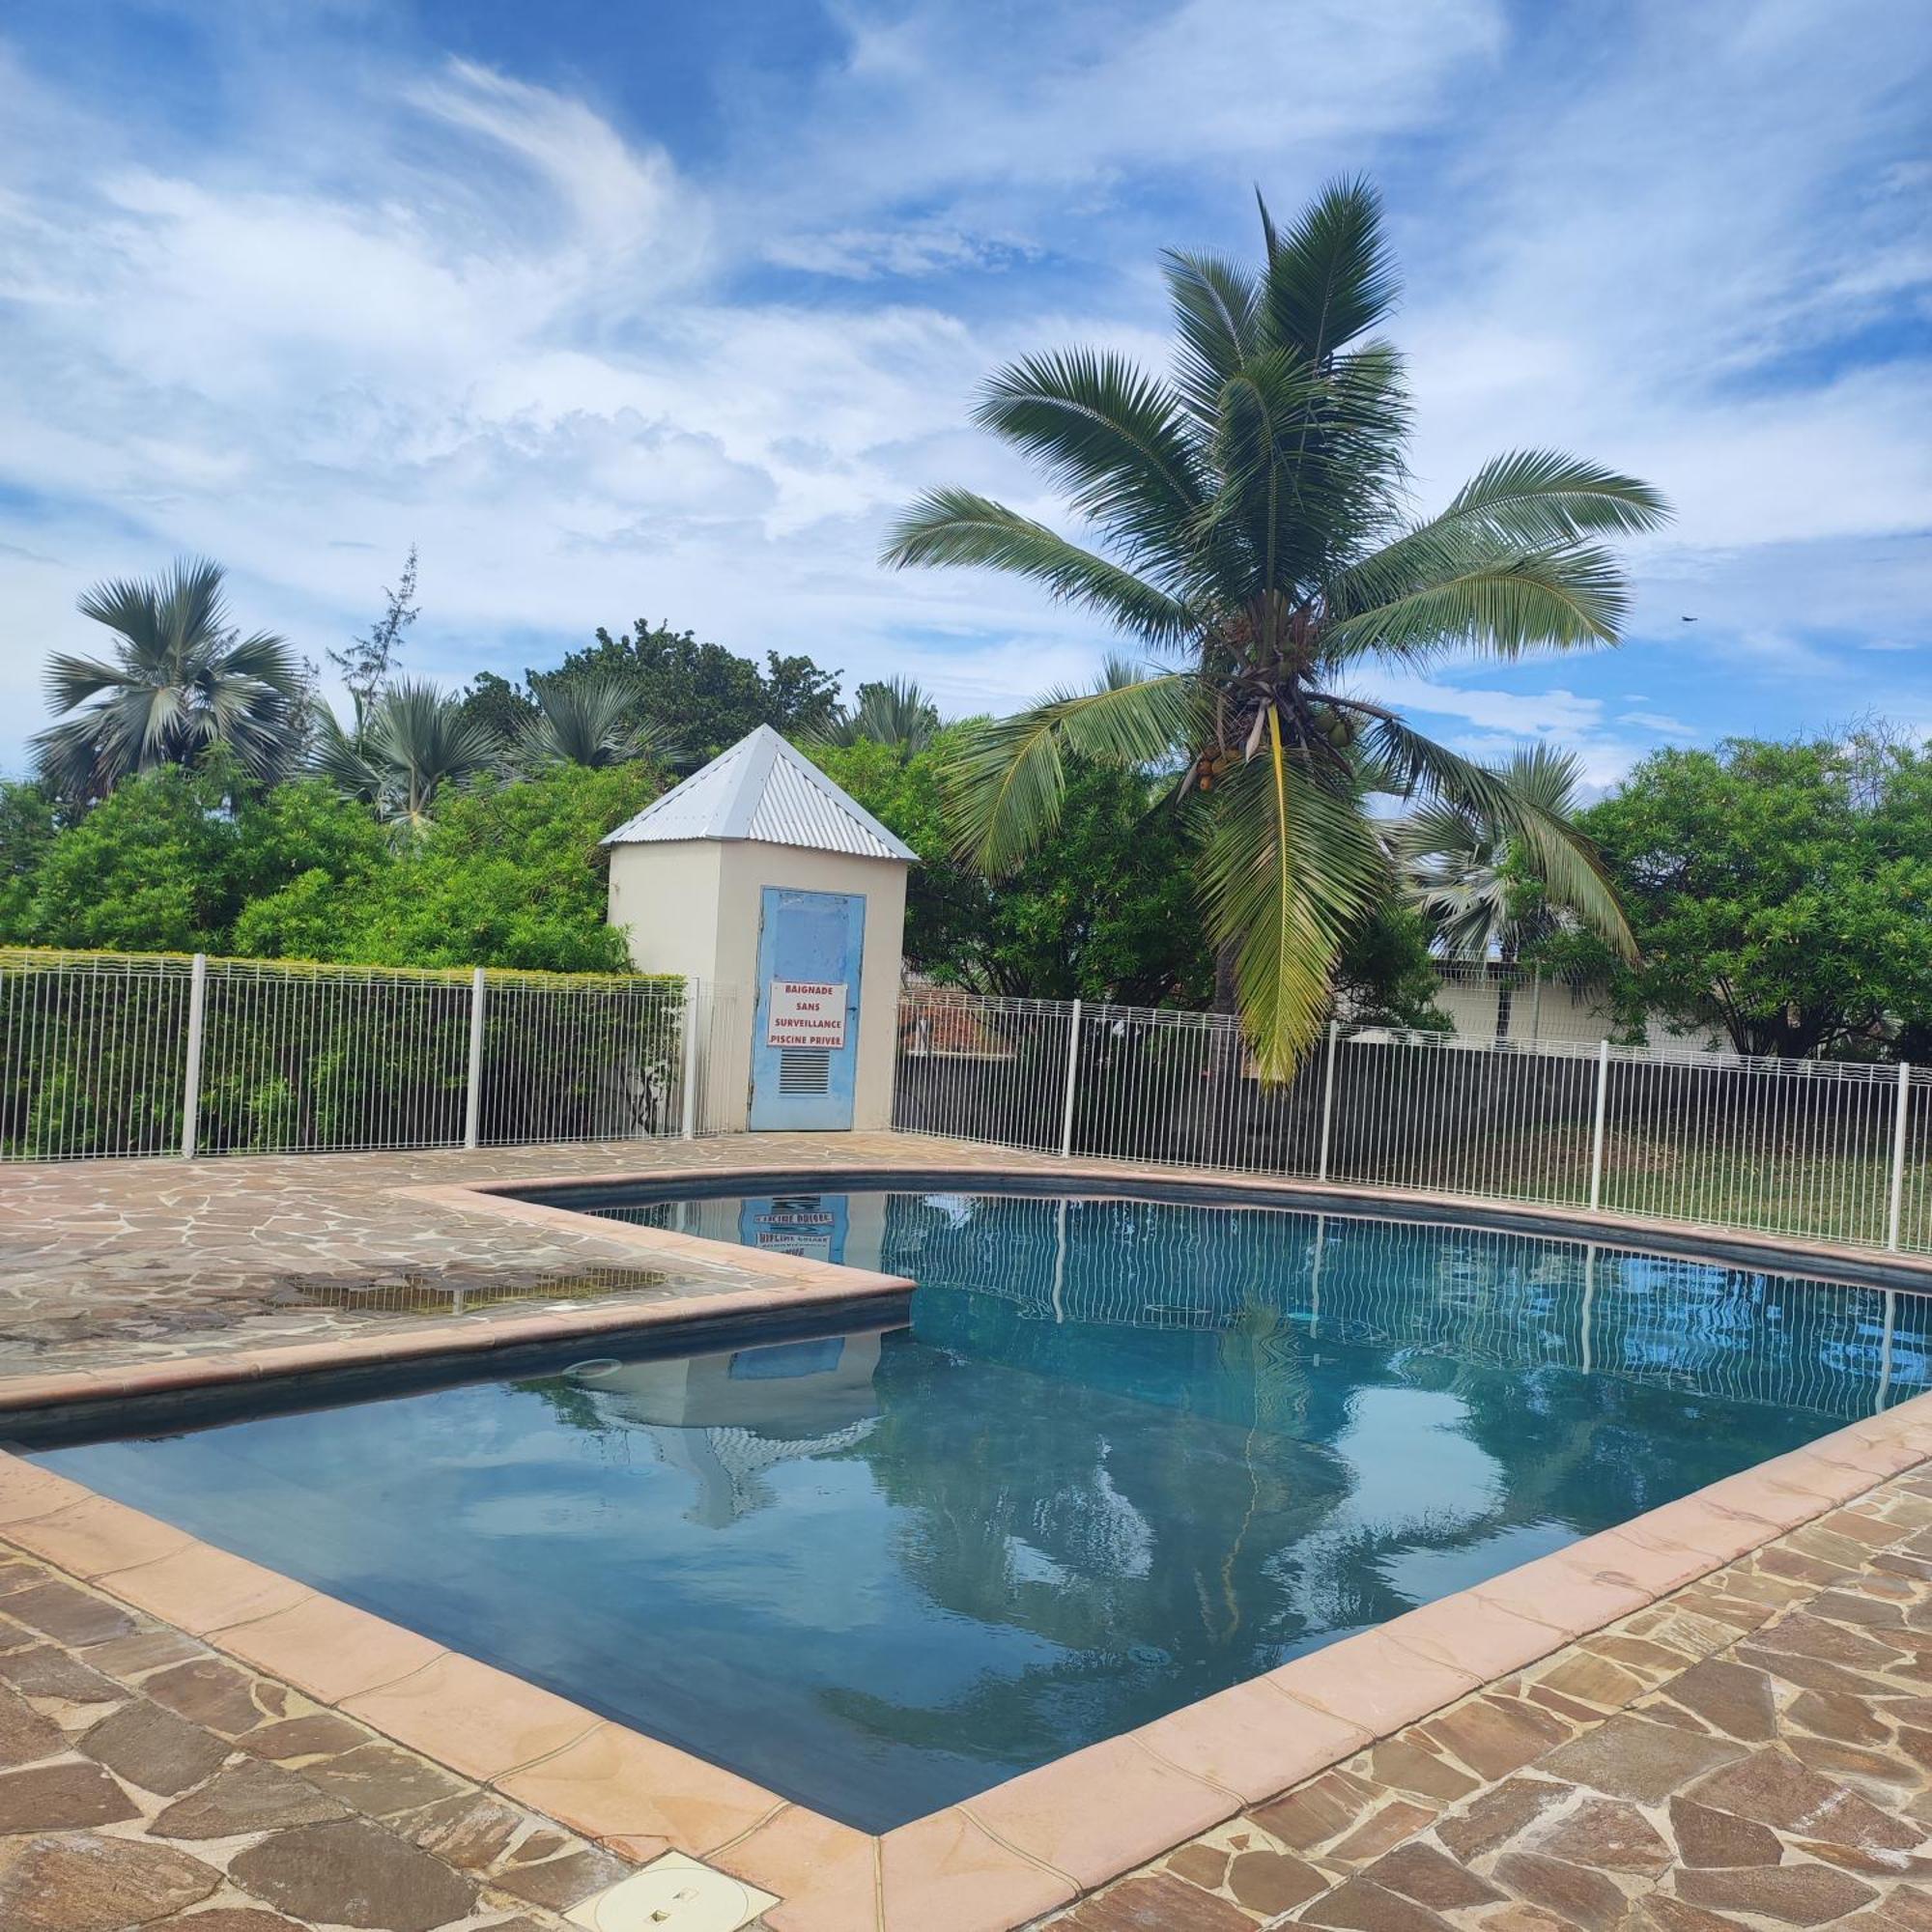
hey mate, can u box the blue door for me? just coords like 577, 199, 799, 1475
750, 888, 865, 1129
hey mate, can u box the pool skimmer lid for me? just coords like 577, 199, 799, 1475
565, 1851, 778, 1932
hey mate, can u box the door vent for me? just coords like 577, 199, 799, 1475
778, 1048, 832, 1095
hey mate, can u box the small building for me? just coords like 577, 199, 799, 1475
602, 725, 915, 1132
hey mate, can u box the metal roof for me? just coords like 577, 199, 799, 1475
600, 725, 918, 864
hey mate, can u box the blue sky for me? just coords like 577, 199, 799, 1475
0, 0, 1927, 787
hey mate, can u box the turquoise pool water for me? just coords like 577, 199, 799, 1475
24, 1186, 1929, 1831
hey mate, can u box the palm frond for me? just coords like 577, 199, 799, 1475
215, 629, 304, 695
1352, 707, 1633, 957
1194, 726, 1386, 1077
318, 681, 499, 826
1258, 176, 1401, 366
31, 714, 111, 800
973, 349, 1207, 579
309, 703, 384, 805
880, 490, 1199, 645
1436, 450, 1670, 541
1206, 339, 1410, 605
813, 677, 943, 753
943, 672, 1200, 874
76, 555, 227, 657
34, 558, 299, 797
1322, 543, 1629, 665
1341, 453, 1670, 615
1162, 248, 1259, 424
42, 651, 137, 714
518, 676, 666, 769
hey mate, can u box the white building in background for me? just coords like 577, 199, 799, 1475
1403, 962, 1733, 1056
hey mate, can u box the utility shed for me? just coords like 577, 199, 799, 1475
603, 725, 915, 1132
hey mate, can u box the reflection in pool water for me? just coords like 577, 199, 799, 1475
28, 1188, 1931, 1832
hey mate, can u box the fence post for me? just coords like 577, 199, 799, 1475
680, 981, 701, 1141
179, 952, 208, 1158
1886, 1061, 1912, 1251
463, 967, 486, 1150
1058, 999, 1083, 1157
1588, 1038, 1609, 1210
1318, 1019, 1340, 1182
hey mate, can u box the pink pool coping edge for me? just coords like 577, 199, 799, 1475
4, 1157, 1932, 1930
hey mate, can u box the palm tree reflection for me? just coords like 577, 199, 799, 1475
539, 1190, 1928, 1770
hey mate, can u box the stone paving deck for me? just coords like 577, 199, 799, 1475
1037, 1467, 1932, 1932
5, 1136, 1932, 1930
0, 1137, 889, 1379
0, 1541, 636, 1932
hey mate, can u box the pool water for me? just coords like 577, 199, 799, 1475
25, 1187, 1931, 1832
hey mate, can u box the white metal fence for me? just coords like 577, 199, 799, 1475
894, 987, 1932, 1257
0, 950, 744, 1160
12, 947, 1930, 1264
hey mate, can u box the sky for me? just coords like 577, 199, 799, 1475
0, 0, 1927, 789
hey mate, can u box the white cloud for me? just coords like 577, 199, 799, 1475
1618, 711, 1698, 740
764, 223, 1038, 281
0, 0, 1927, 786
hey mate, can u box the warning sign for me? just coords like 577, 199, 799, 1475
766, 980, 848, 1050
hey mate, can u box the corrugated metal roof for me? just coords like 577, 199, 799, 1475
601, 724, 918, 863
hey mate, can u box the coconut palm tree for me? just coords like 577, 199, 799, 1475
814, 678, 943, 755
312, 680, 499, 831
1401, 743, 1588, 1040
883, 180, 1667, 1075
33, 557, 303, 798
512, 676, 674, 771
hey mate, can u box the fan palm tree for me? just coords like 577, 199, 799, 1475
312, 680, 499, 831
1401, 742, 1588, 1040
513, 676, 673, 771
33, 557, 303, 798
883, 180, 1667, 1076
814, 677, 943, 755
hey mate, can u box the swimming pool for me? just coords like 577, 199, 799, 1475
20, 1184, 1929, 1832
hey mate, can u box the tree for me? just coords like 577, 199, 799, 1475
32, 557, 303, 799
328, 545, 419, 725
237, 764, 656, 972
452, 669, 539, 743
812, 729, 1213, 1004
815, 678, 943, 756
10, 760, 384, 954
884, 180, 1664, 1074
0, 781, 61, 940
1546, 734, 1932, 1059
312, 680, 501, 830
548, 619, 841, 759
18, 763, 237, 951
513, 677, 672, 771
1330, 904, 1453, 1035
1401, 742, 1591, 1038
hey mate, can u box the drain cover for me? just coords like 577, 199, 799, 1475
565, 1851, 778, 1932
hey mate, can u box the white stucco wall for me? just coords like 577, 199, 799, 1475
606, 838, 909, 1131
605, 840, 726, 982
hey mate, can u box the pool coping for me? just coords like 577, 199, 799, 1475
6, 1154, 1932, 1930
